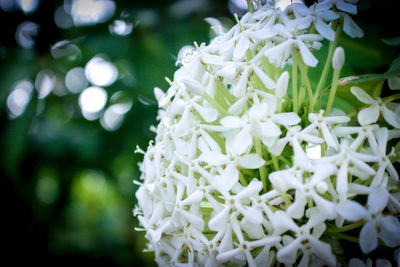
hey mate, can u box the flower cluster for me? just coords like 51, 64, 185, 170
134, 0, 400, 266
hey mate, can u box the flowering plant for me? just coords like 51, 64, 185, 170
134, 0, 400, 266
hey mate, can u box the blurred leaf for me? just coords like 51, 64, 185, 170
382, 37, 400, 47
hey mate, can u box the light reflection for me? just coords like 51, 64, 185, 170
109, 20, 133, 36
0, 0, 17, 12
6, 80, 33, 119
51, 40, 81, 60
69, 0, 116, 26
109, 91, 132, 114
80, 170, 105, 193
17, 0, 39, 14
35, 69, 55, 99
65, 67, 88, 93
85, 56, 118, 87
100, 106, 124, 131
54, 6, 73, 29
15, 21, 39, 49
79, 86, 107, 120
36, 176, 59, 204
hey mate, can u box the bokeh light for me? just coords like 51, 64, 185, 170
79, 86, 107, 120
67, 0, 116, 26
35, 69, 56, 99
17, 0, 39, 14
85, 56, 118, 87
15, 21, 39, 48
109, 19, 133, 36
6, 80, 33, 119
65, 67, 88, 94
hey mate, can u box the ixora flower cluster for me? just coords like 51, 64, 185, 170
134, 0, 400, 266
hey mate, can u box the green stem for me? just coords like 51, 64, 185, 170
383, 93, 400, 103
203, 92, 229, 116
239, 169, 248, 186
333, 232, 359, 243
291, 47, 298, 113
327, 221, 364, 233
312, 20, 342, 109
298, 59, 314, 111
325, 68, 341, 116
254, 137, 267, 192
271, 155, 279, 171
247, 0, 254, 13
216, 80, 236, 104
281, 192, 292, 206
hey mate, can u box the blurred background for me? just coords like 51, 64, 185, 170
0, 0, 398, 266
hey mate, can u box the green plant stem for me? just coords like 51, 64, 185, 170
312, 20, 342, 110
324, 68, 341, 116
327, 221, 364, 233
203, 92, 229, 116
272, 155, 279, 171
239, 170, 248, 186
254, 137, 267, 192
298, 59, 314, 111
383, 93, 400, 103
217, 80, 236, 104
247, 0, 254, 13
291, 47, 298, 113
334, 232, 359, 243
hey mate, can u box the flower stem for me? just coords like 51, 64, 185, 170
203, 92, 229, 116
312, 20, 342, 110
254, 137, 267, 192
298, 58, 314, 111
216, 80, 236, 104
291, 47, 298, 113
327, 221, 364, 233
247, 0, 254, 13
383, 93, 400, 103
324, 68, 341, 116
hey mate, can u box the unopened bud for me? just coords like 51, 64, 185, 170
182, 78, 204, 96
332, 47, 345, 70
276, 71, 289, 98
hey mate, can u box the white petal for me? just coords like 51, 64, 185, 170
182, 78, 204, 95
358, 105, 380, 125
202, 52, 223, 65
272, 112, 301, 126
375, 259, 392, 267
343, 14, 364, 38
260, 121, 281, 137
368, 187, 389, 214
232, 67, 249, 97
336, 200, 369, 221
378, 215, 400, 247
233, 126, 253, 155
216, 248, 242, 263
313, 194, 336, 219
240, 217, 265, 239
297, 40, 318, 67
253, 65, 275, 90
181, 190, 204, 206
234, 35, 251, 60
237, 153, 265, 169
287, 194, 307, 219
350, 86, 375, 104
277, 237, 302, 264
219, 224, 233, 252
308, 235, 336, 266
198, 151, 229, 166
359, 221, 378, 253
276, 71, 289, 98
271, 210, 299, 234
315, 17, 335, 41
235, 179, 263, 199
228, 95, 248, 115
192, 102, 218, 122
265, 40, 293, 67
208, 206, 230, 231
179, 209, 204, 230
382, 106, 400, 128
336, 0, 357, 14
218, 163, 239, 192
220, 116, 246, 128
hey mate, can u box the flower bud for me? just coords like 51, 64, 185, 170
276, 71, 289, 98
332, 47, 345, 70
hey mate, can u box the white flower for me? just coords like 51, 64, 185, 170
351, 86, 400, 128
337, 187, 400, 253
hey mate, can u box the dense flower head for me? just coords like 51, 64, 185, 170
134, 0, 400, 266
